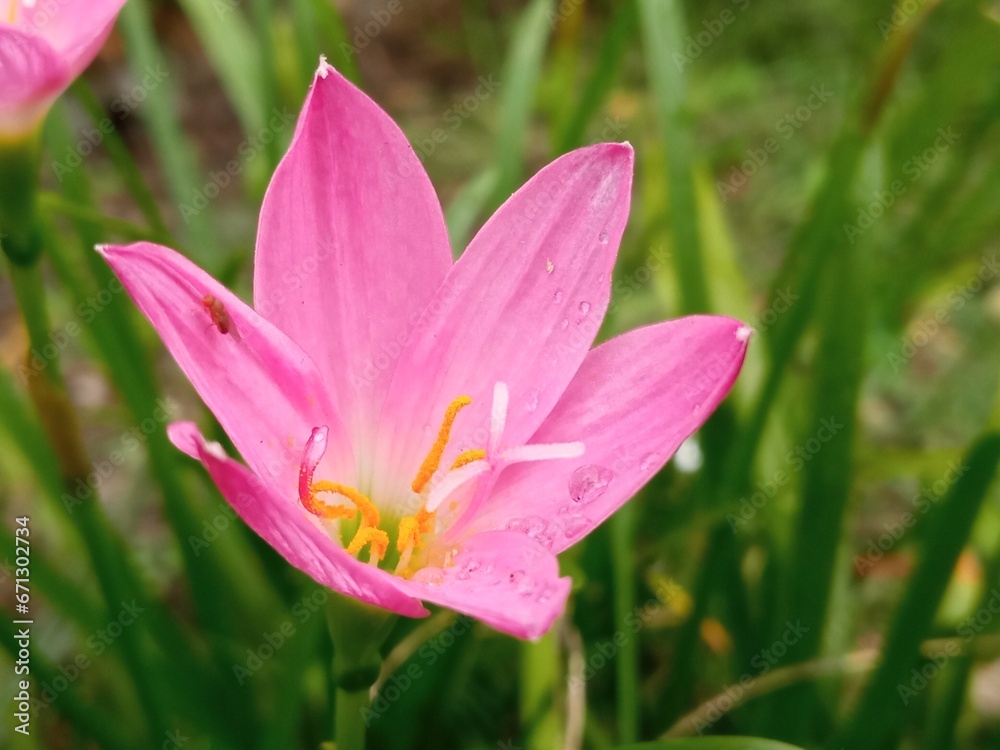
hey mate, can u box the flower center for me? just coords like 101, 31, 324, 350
297, 383, 585, 577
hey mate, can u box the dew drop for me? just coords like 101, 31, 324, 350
568, 464, 614, 504
525, 387, 539, 413
559, 318, 569, 331
412, 567, 446, 586
598, 231, 609, 244
578, 301, 591, 317
562, 513, 591, 539
546, 259, 554, 274
553, 289, 564, 304
639, 452, 659, 472
455, 559, 481, 580
509, 569, 535, 596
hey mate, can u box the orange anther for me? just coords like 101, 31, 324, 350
412, 395, 473, 493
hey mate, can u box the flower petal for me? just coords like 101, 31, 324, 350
253, 61, 453, 449
0, 28, 66, 135
399, 531, 571, 640
100, 242, 354, 492
168, 422, 427, 617
18, 0, 126, 78
457, 316, 750, 550
372, 143, 634, 500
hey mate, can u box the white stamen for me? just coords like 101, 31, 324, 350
489, 382, 509, 455
501, 441, 585, 464
425, 460, 491, 513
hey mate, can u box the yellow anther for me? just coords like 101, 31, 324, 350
301, 492, 355, 520
397, 517, 419, 553
451, 448, 486, 470
8, 2, 16, 23
346, 527, 389, 562
311, 481, 381, 528
411, 395, 473, 493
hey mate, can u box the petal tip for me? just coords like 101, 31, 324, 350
736, 324, 754, 343
316, 55, 334, 80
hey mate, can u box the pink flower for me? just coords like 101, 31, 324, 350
0, 0, 127, 137
100, 60, 749, 639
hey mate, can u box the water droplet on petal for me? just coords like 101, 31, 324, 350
412, 567, 446, 586
639, 452, 659, 472
525, 387, 539, 413
509, 569, 535, 596
456, 559, 481, 580
506, 516, 556, 549
598, 231, 609, 244
553, 289, 563, 304
562, 514, 591, 539
559, 318, 569, 330
546, 259, 554, 274
568, 464, 614, 504
578, 301, 591, 316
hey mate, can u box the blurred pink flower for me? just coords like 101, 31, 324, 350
101, 60, 749, 639
0, 0, 126, 137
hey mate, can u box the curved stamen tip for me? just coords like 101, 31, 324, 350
298, 426, 329, 500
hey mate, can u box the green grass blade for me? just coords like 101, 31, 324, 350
619, 738, 806, 750
612, 504, 639, 743
637, 0, 709, 314
118, 0, 216, 252
176, 0, 266, 136
490, 0, 556, 205
774, 213, 868, 741
832, 434, 1000, 750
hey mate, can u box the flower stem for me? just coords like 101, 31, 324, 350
326, 594, 397, 750
334, 686, 370, 750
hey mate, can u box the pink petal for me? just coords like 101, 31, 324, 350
18, 0, 126, 78
0, 27, 66, 135
459, 316, 750, 550
168, 422, 427, 617
399, 531, 571, 640
100, 242, 354, 493
372, 144, 634, 501
253, 61, 453, 447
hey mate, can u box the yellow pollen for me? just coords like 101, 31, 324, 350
346, 527, 389, 562
451, 448, 486, 470
411, 395, 473, 493
311, 481, 381, 528
396, 507, 437, 553
301, 491, 354, 520
8, 1, 16, 23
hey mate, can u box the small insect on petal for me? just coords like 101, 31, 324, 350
201, 294, 240, 341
